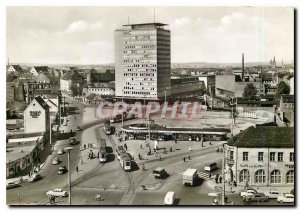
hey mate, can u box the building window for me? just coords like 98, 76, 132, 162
270, 152, 276, 161
290, 153, 294, 162
255, 169, 266, 183
242, 152, 248, 161
270, 170, 281, 184
286, 170, 294, 184
229, 151, 234, 160
278, 152, 284, 162
239, 169, 250, 183
258, 152, 264, 161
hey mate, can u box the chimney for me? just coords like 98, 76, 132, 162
242, 53, 244, 81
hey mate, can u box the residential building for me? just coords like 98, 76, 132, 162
23, 96, 50, 133
225, 126, 294, 187
115, 23, 171, 100
170, 76, 204, 100
60, 70, 85, 94
30, 66, 49, 76
83, 82, 115, 96
198, 75, 215, 95
7, 65, 23, 73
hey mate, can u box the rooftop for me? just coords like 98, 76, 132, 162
122, 22, 167, 27
228, 126, 294, 148
6, 141, 37, 164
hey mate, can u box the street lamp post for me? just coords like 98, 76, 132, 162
163, 91, 167, 104
64, 147, 74, 205
222, 144, 225, 205
122, 89, 124, 127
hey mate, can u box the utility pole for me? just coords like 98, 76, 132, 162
49, 117, 52, 145
64, 147, 74, 206
122, 89, 124, 127
222, 143, 226, 205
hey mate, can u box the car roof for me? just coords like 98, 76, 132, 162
284, 194, 294, 197
154, 167, 165, 171
54, 188, 62, 191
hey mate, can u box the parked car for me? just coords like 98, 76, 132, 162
6, 182, 21, 190
240, 188, 257, 198
246, 193, 269, 202
164, 191, 175, 205
58, 166, 67, 174
52, 157, 60, 165
28, 174, 43, 183
57, 148, 64, 155
277, 194, 294, 203
153, 167, 169, 179
76, 126, 81, 131
264, 190, 280, 199
46, 189, 68, 197
69, 137, 77, 145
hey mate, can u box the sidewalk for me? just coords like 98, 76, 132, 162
206, 179, 294, 195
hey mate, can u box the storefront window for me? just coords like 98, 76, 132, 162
239, 169, 250, 183
255, 169, 266, 183
286, 170, 294, 184
270, 170, 281, 184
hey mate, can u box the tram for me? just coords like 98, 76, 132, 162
104, 120, 114, 135
116, 145, 131, 171
99, 139, 107, 163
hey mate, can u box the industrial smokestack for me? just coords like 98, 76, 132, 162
242, 53, 244, 81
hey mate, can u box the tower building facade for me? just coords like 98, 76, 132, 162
115, 23, 171, 100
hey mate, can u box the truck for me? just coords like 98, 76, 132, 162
182, 168, 198, 186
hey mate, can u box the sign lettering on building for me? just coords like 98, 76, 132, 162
285, 164, 294, 169
240, 164, 264, 168
30, 111, 41, 118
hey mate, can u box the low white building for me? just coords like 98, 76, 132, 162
23, 96, 50, 134
225, 126, 294, 188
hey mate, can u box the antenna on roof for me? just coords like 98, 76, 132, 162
7, 57, 9, 66
128, 16, 130, 25
153, 7, 156, 23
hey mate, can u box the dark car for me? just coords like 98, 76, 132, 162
58, 166, 67, 175
6, 182, 21, 190
246, 193, 269, 202
69, 137, 77, 145
28, 174, 43, 183
153, 167, 169, 179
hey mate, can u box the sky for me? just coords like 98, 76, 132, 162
6, 6, 294, 64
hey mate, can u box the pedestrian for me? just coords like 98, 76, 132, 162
124, 143, 128, 150
163, 148, 166, 154
188, 155, 191, 160
209, 141, 212, 145
159, 156, 162, 161
154, 151, 157, 157
84, 144, 86, 149
81, 158, 83, 165
76, 166, 79, 173
183, 157, 186, 162
215, 176, 218, 184
138, 153, 141, 160
219, 176, 222, 184
175, 139, 178, 144
170, 146, 172, 152
140, 144, 143, 149
209, 173, 211, 179
189, 147, 192, 152
142, 164, 145, 171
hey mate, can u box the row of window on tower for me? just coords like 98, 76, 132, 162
124, 73, 155, 77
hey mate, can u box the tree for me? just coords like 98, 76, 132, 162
243, 83, 258, 100
70, 82, 82, 97
275, 81, 290, 99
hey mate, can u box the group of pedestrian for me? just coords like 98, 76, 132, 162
48, 195, 56, 204
215, 174, 222, 184
183, 155, 191, 162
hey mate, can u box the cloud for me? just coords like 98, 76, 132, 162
171, 17, 191, 28
65, 20, 103, 34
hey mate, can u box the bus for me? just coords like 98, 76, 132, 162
99, 139, 107, 163
110, 112, 137, 123
116, 145, 126, 160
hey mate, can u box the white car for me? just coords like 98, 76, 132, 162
277, 194, 294, 203
52, 157, 60, 165
46, 189, 68, 197
240, 188, 257, 198
265, 190, 280, 199
57, 148, 64, 155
